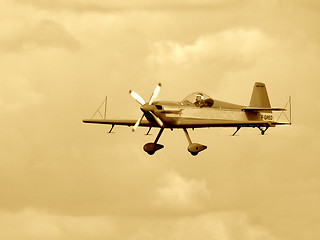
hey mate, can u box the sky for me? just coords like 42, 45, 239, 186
1, 0, 320, 239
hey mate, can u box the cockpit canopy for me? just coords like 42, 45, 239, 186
182, 92, 214, 107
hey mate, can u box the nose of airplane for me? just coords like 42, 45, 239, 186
140, 104, 155, 112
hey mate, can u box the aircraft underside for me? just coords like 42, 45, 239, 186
140, 124, 271, 156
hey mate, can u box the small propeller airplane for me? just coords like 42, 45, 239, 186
83, 82, 291, 156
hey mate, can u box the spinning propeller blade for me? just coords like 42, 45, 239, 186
130, 83, 162, 131
150, 111, 164, 127
132, 114, 145, 132
148, 83, 161, 105
129, 90, 145, 105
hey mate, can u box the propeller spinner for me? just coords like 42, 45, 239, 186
129, 83, 163, 131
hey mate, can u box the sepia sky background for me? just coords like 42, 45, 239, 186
1, 0, 320, 239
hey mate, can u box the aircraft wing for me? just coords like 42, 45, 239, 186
175, 119, 283, 128
83, 119, 290, 128
82, 119, 154, 127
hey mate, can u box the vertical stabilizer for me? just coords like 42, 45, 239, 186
249, 82, 271, 108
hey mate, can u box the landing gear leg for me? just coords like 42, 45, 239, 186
183, 128, 192, 146
258, 125, 269, 135
143, 128, 164, 155
183, 128, 207, 156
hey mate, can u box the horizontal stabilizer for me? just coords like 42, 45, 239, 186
242, 107, 286, 112
272, 122, 291, 125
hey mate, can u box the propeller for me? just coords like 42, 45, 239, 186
148, 83, 161, 105
129, 90, 145, 105
149, 111, 164, 127
129, 83, 163, 131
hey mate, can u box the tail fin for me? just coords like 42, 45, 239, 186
249, 82, 271, 108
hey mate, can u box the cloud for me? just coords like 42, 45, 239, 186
0, 19, 80, 53
127, 211, 275, 240
0, 209, 276, 240
152, 171, 210, 213
148, 29, 273, 96
0, 75, 45, 111
151, 29, 271, 65
0, 208, 119, 240
171, 212, 275, 240
12, 0, 244, 13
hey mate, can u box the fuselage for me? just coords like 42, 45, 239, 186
143, 99, 272, 128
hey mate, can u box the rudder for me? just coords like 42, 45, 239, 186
249, 82, 271, 108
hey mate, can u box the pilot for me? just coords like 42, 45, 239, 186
194, 94, 204, 107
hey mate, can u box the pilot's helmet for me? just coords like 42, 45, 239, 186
196, 94, 204, 102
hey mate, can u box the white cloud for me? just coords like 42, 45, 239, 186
153, 171, 210, 213
127, 212, 275, 240
151, 29, 272, 65
171, 212, 275, 240
0, 209, 276, 240
0, 19, 80, 53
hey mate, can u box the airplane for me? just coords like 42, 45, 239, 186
83, 82, 291, 156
